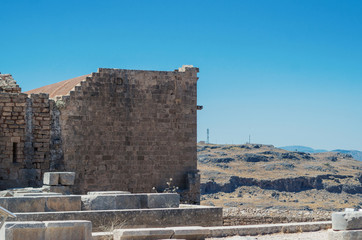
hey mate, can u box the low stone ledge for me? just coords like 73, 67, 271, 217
14, 206, 223, 230
0, 220, 92, 240
0, 195, 81, 212
14, 192, 62, 197
81, 193, 179, 210
111, 221, 331, 239
81, 194, 145, 210
92, 232, 113, 240
114, 228, 173, 240
172, 226, 210, 239
207, 221, 331, 237
332, 211, 362, 230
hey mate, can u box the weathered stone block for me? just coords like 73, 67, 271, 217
0, 196, 81, 213
115, 194, 144, 209
113, 228, 173, 240
43, 172, 59, 186
44, 220, 92, 240
81, 194, 142, 210
146, 193, 179, 208
0, 222, 46, 240
332, 211, 362, 230
59, 172, 75, 185
81, 195, 116, 210
5, 197, 46, 213
45, 196, 81, 212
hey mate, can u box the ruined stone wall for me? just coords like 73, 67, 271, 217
58, 67, 199, 202
0, 92, 27, 188
0, 75, 53, 188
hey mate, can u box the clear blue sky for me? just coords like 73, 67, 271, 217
1, 0, 362, 151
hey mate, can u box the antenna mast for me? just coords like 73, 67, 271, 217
207, 128, 210, 144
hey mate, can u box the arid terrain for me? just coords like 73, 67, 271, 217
198, 143, 362, 212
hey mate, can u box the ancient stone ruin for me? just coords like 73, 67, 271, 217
0, 66, 200, 203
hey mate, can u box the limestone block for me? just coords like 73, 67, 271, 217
328, 229, 362, 240
4, 197, 46, 212
59, 172, 75, 185
115, 194, 144, 209
171, 226, 210, 239
81, 194, 142, 210
113, 228, 173, 240
45, 196, 81, 212
0, 222, 46, 240
44, 220, 92, 240
332, 211, 362, 230
43, 172, 59, 186
81, 195, 116, 210
146, 193, 179, 208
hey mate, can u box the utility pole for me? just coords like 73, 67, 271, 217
207, 128, 210, 144
249, 134, 251, 144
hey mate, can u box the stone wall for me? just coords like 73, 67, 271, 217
0, 75, 53, 188
0, 67, 200, 203
58, 67, 199, 203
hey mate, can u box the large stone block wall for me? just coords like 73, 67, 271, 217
58, 67, 199, 202
0, 67, 200, 203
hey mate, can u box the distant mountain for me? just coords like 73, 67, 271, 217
279, 146, 362, 161
279, 145, 327, 153
333, 150, 362, 161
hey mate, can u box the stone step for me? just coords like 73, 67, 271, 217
1, 220, 92, 240
109, 221, 331, 240
0, 195, 81, 212
13, 204, 223, 231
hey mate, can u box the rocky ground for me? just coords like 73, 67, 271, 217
198, 143, 362, 212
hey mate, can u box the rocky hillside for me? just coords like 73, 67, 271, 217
198, 143, 362, 211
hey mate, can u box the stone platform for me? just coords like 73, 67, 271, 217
14, 204, 222, 231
